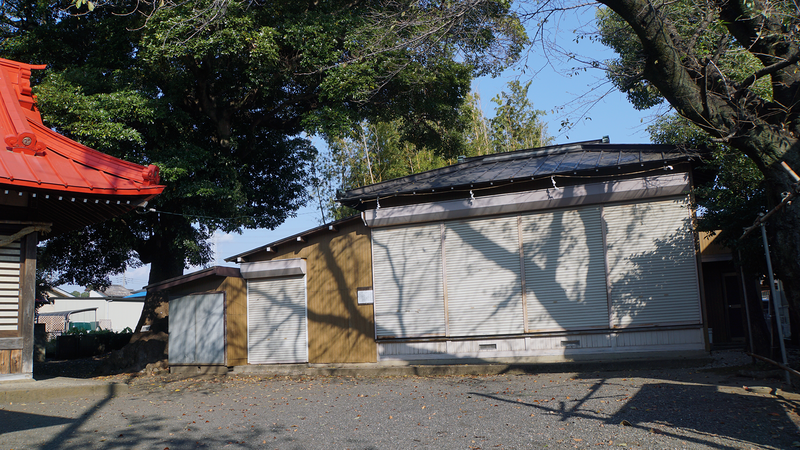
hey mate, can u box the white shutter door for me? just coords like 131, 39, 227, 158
521, 206, 609, 331
445, 216, 525, 337
605, 197, 701, 327
372, 224, 445, 338
194, 293, 225, 364
0, 239, 20, 332
168, 296, 196, 364
248, 275, 308, 364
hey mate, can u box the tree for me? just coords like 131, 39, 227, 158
590, 0, 800, 342
490, 80, 550, 152
312, 81, 553, 221
1, 0, 526, 331
647, 115, 766, 254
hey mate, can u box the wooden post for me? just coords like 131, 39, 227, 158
20, 231, 37, 376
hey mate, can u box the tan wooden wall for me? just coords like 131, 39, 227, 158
220, 277, 247, 366
0, 349, 21, 374
249, 220, 376, 363
166, 275, 247, 367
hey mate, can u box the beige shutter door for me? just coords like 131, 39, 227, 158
604, 197, 701, 328
521, 206, 609, 331
372, 224, 445, 338
445, 216, 525, 337
248, 275, 308, 364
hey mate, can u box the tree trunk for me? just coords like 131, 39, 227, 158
134, 250, 185, 334
105, 217, 191, 374
134, 215, 192, 334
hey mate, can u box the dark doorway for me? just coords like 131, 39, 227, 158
722, 273, 745, 341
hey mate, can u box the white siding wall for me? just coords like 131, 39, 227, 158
377, 328, 705, 361
0, 238, 20, 332
45, 298, 143, 332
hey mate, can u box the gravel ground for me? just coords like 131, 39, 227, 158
4, 350, 799, 450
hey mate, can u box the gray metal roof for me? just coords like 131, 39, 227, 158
338, 141, 698, 206
37, 308, 98, 318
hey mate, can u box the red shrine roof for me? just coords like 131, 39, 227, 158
0, 58, 164, 196
0, 58, 165, 236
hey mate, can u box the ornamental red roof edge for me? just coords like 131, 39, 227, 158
0, 58, 165, 197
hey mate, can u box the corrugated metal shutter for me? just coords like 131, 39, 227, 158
605, 197, 701, 327
521, 206, 609, 331
0, 238, 20, 332
195, 294, 225, 364
372, 224, 445, 338
445, 216, 525, 336
248, 275, 308, 364
168, 293, 225, 365
168, 295, 196, 364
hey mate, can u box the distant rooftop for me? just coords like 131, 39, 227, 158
102, 285, 132, 298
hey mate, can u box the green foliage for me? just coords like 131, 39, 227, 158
0, 0, 524, 287
64, 325, 131, 335
312, 81, 552, 221
648, 114, 766, 269
490, 80, 553, 152
461, 93, 493, 156
312, 120, 459, 222
596, 3, 773, 111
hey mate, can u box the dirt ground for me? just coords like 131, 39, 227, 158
7, 349, 800, 450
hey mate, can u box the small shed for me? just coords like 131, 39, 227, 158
146, 266, 246, 373
154, 216, 375, 371
229, 216, 376, 365
335, 140, 708, 363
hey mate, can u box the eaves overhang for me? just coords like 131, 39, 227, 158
224, 215, 361, 263
146, 266, 242, 292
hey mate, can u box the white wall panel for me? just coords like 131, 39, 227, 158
372, 224, 445, 337
605, 197, 701, 328
521, 206, 608, 331
445, 216, 525, 336
195, 294, 225, 364
168, 296, 196, 364
168, 293, 225, 365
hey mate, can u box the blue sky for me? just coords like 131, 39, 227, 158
108, 6, 663, 290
